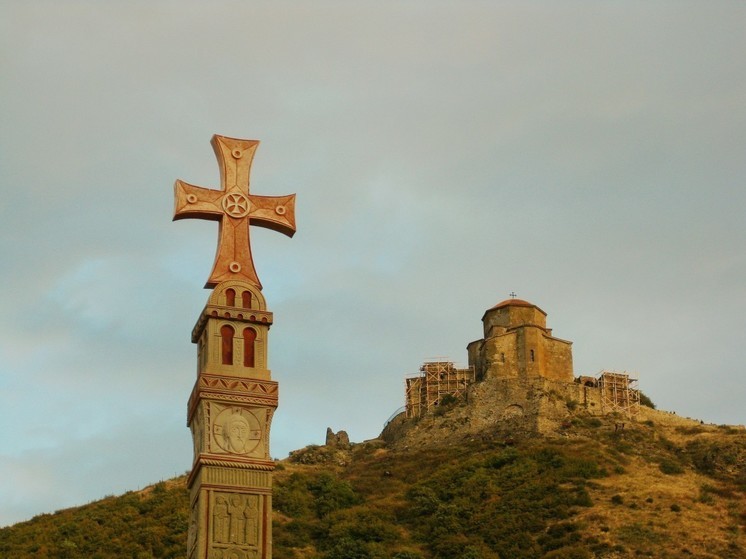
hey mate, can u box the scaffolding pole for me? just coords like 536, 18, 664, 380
598, 370, 640, 418
405, 359, 475, 418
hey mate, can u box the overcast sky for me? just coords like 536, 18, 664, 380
1, 1, 745, 527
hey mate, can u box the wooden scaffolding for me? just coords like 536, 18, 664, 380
598, 371, 640, 417
405, 359, 475, 418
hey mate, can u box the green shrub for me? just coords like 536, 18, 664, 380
434, 394, 460, 416
659, 459, 685, 475
541, 546, 592, 559
274, 518, 314, 549
309, 473, 362, 518
687, 439, 743, 480
321, 536, 377, 559
326, 509, 399, 545
538, 522, 581, 552
485, 448, 519, 469
392, 552, 424, 559
639, 391, 656, 409
274, 472, 314, 517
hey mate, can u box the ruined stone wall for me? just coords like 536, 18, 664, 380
468, 376, 603, 435
385, 374, 610, 449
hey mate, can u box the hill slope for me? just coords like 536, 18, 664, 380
1, 411, 745, 559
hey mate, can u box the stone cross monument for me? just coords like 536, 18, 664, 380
174, 134, 296, 559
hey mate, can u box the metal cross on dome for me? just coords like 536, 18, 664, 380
173, 135, 296, 290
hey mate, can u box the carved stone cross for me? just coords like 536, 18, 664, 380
173, 135, 296, 289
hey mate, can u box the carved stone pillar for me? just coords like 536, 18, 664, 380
186, 281, 278, 559
174, 134, 297, 559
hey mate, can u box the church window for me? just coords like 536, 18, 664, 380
242, 291, 252, 309
221, 325, 234, 365
501, 352, 505, 363
243, 328, 256, 367
530, 349, 535, 362
225, 288, 236, 307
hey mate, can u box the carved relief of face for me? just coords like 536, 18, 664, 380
213, 406, 262, 455
224, 414, 251, 453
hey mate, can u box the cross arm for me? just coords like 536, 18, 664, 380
247, 194, 297, 238
173, 180, 224, 221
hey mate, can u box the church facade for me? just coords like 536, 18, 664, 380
467, 298, 574, 383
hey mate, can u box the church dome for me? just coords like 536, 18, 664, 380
487, 298, 546, 316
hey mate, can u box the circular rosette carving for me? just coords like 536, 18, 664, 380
213, 407, 262, 454
222, 193, 250, 218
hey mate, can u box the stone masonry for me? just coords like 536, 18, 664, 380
174, 134, 297, 559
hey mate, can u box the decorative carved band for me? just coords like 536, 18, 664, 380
188, 394, 278, 425
201, 467, 272, 489
192, 304, 273, 342
199, 375, 278, 395
197, 457, 275, 470
188, 454, 276, 487
187, 376, 278, 423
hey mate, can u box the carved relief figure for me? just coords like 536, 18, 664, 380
213, 496, 230, 544
244, 496, 259, 545
228, 495, 246, 545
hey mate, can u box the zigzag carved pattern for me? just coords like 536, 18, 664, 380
187, 376, 278, 424
199, 376, 278, 395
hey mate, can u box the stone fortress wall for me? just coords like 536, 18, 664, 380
390, 297, 656, 445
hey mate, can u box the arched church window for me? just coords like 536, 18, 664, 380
242, 291, 252, 309
225, 288, 236, 307
221, 325, 234, 365
243, 328, 256, 367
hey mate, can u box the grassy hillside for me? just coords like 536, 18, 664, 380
1, 413, 744, 559
0, 478, 189, 558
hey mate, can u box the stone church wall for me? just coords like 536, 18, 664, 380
540, 336, 574, 383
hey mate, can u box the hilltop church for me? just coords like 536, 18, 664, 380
401, 297, 639, 434
467, 298, 574, 383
